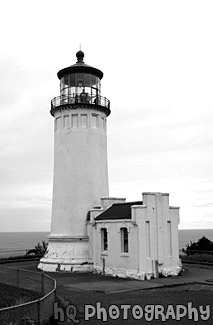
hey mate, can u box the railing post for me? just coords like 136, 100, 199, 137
17, 269, 20, 288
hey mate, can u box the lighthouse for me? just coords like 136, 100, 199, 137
39, 51, 110, 272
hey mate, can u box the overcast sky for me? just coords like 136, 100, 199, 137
0, 0, 213, 231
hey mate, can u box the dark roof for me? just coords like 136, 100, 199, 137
57, 51, 103, 80
87, 207, 102, 222
95, 201, 142, 221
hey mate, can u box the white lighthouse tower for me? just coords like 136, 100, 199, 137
39, 51, 110, 272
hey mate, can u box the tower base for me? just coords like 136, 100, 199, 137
38, 236, 93, 272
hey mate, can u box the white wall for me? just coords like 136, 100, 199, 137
39, 108, 109, 272
51, 108, 109, 237
93, 221, 138, 275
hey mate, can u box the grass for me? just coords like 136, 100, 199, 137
3, 260, 213, 324
56, 284, 213, 325
0, 282, 42, 309
0, 254, 42, 263
181, 253, 213, 264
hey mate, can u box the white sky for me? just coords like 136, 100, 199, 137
0, 0, 213, 231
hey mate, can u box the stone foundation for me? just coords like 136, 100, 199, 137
93, 265, 182, 280
38, 236, 93, 272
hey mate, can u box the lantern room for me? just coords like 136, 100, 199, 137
50, 50, 110, 116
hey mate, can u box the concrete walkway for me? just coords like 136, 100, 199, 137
4, 260, 213, 293
48, 264, 213, 294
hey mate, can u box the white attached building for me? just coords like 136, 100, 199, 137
88, 193, 181, 280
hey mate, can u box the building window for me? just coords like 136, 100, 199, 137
121, 227, 128, 253
101, 228, 108, 251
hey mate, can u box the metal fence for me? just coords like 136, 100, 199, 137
0, 265, 56, 324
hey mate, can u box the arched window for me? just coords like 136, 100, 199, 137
101, 228, 108, 251
121, 227, 128, 253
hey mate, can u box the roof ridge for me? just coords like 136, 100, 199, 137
112, 201, 142, 206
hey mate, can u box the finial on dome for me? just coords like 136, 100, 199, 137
76, 50, 84, 63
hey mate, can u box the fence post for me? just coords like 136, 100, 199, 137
41, 271, 44, 295
54, 281, 57, 302
17, 269, 20, 288
37, 300, 41, 325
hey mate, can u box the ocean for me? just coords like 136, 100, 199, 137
0, 229, 213, 258
0, 232, 49, 258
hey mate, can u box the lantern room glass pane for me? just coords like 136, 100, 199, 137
77, 74, 84, 87
84, 74, 90, 87
91, 75, 96, 87
69, 74, 76, 87
64, 75, 68, 86
60, 77, 64, 94
60, 73, 101, 99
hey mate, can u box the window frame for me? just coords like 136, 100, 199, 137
101, 228, 108, 252
120, 227, 129, 253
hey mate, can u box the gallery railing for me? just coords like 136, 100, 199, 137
51, 93, 111, 116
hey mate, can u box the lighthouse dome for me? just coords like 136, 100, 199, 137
57, 51, 103, 80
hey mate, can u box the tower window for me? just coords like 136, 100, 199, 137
121, 227, 128, 253
55, 117, 61, 131
101, 228, 108, 251
81, 114, 88, 128
72, 114, 78, 128
63, 115, 69, 128
91, 114, 99, 128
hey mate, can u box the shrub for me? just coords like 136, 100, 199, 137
26, 241, 48, 256
182, 236, 213, 256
